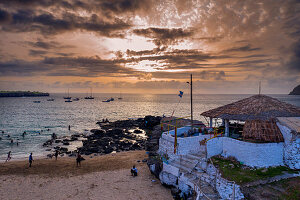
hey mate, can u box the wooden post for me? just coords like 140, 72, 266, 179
190, 74, 193, 132
209, 117, 213, 128
174, 127, 177, 153
225, 119, 229, 137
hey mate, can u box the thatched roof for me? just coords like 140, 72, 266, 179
242, 119, 284, 143
201, 95, 300, 121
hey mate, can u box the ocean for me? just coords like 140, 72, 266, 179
0, 93, 299, 161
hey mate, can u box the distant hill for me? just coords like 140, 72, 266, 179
0, 91, 49, 97
289, 85, 300, 95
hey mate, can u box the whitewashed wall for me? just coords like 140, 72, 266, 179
277, 122, 300, 169
158, 133, 210, 159
159, 127, 286, 168
221, 137, 284, 168
207, 137, 223, 158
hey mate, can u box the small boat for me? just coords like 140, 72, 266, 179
84, 88, 94, 99
47, 98, 55, 101
33, 101, 41, 103
63, 88, 71, 99
118, 92, 123, 100
65, 99, 72, 102
73, 98, 79, 101
102, 97, 114, 102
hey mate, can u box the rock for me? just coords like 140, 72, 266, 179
63, 142, 70, 145
90, 129, 105, 135
134, 129, 143, 134
289, 85, 300, 95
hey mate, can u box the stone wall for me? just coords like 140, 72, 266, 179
277, 122, 300, 169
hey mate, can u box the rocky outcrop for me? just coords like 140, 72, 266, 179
289, 85, 300, 95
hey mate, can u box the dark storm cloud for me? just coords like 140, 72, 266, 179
286, 39, 300, 72
133, 27, 194, 46
150, 70, 226, 80
26, 40, 75, 49
0, 9, 131, 37
122, 48, 229, 70
29, 49, 48, 56
223, 45, 261, 53
0, 56, 137, 77
0, 0, 150, 14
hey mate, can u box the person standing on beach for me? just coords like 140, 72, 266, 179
29, 153, 33, 167
76, 152, 81, 167
55, 150, 59, 160
68, 125, 71, 131
5, 151, 11, 162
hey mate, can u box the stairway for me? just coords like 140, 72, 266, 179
166, 151, 221, 199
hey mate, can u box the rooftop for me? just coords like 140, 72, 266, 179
201, 95, 300, 121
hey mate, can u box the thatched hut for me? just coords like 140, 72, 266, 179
201, 95, 300, 142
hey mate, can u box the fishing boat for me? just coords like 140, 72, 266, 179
102, 97, 114, 102
73, 98, 79, 101
65, 99, 72, 102
84, 88, 94, 99
33, 101, 41, 103
47, 98, 55, 101
63, 88, 71, 99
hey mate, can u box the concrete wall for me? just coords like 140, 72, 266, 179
221, 137, 284, 168
277, 122, 300, 169
207, 137, 223, 158
159, 127, 285, 168
158, 133, 211, 159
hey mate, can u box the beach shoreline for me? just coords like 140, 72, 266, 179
0, 150, 172, 200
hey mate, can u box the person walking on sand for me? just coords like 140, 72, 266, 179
76, 152, 81, 167
29, 153, 33, 167
55, 150, 59, 160
5, 151, 11, 162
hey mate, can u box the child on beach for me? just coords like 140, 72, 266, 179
5, 151, 11, 162
131, 165, 138, 176
29, 153, 33, 167
55, 150, 59, 160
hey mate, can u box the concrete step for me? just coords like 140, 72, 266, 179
172, 160, 198, 172
168, 161, 191, 173
180, 156, 199, 164
185, 152, 206, 161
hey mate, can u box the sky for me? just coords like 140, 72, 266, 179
0, 0, 299, 94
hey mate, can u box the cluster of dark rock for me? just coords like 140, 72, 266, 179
79, 116, 161, 155
42, 115, 162, 157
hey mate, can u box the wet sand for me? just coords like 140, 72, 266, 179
0, 151, 172, 200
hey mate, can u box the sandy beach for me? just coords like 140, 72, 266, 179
0, 151, 172, 200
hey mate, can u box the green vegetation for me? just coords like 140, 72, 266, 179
211, 156, 297, 184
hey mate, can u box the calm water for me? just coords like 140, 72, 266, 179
0, 93, 299, 161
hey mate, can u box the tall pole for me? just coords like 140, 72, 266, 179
190, 74, 193, 132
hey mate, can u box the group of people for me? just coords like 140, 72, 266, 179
5, 151, 34, 167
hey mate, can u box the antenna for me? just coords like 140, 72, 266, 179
259, 81, 261, 95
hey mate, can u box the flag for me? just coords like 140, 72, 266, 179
178, 91, 183, 98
